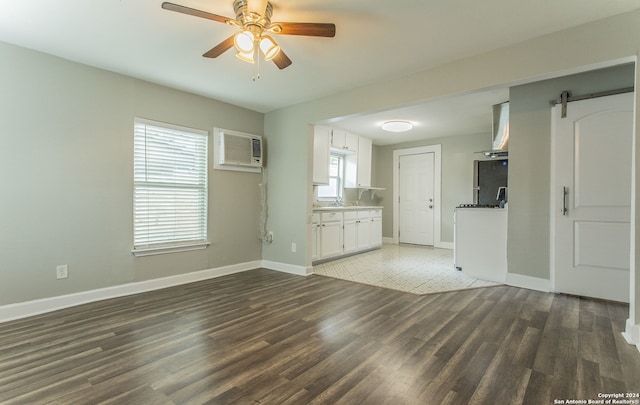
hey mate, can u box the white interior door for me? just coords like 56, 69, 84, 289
552, 92, 633, 302
399, 153, 435, 245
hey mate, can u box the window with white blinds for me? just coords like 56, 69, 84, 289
133, 118, 209, 255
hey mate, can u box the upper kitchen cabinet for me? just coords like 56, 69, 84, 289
345, 136, 372, 188
330, 129, 358, 153
313, 125, 377, 190
313, 125, 331, 185
357, 136, 372, 187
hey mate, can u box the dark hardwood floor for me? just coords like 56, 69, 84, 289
0, 269, 639, 404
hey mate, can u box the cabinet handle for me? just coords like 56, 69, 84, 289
562, 186, 568, 215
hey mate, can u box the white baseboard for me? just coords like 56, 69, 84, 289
505, 272, 551, 292
382, 238, 453, 250
0, 259, 317, 324
622, 318, 640, 353
0, 260, 262, 324
262, 260, 312, 276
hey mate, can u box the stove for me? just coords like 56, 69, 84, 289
456, 204, 500, 208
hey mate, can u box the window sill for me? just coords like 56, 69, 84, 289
132, 242, 210, 257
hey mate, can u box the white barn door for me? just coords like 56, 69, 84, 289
552, 92, 633, 302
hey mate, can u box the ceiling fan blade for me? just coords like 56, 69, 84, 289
161, 2, 231, 24
203, 35, 236, 58
272, 50, 292, 70
273, 22, 336, 37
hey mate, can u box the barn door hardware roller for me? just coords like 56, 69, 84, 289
549, 87, 634, 118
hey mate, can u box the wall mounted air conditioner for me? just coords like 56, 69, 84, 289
214, 128, 263, 173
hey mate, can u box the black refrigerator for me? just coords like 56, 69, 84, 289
473, 159, 508, 206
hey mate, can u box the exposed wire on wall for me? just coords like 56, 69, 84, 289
258, 167, 273, 243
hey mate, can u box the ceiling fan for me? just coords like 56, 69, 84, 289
161, 0, 336, 71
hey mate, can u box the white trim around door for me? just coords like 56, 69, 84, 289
393, 145, 443, 247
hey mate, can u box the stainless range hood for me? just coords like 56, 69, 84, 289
480, 101, 509, 158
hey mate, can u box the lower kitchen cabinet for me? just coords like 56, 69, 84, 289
343, 211, 359, 254
315, 208, 382, 262
319, 212, 343, 258
356, 210, 370, 250
369, 209, 382, 247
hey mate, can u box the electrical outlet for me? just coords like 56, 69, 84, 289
56, 264, 68, 279
291, 242, 297, 253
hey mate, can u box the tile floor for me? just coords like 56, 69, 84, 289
313, 244, 501, 295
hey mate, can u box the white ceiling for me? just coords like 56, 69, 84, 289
1, 0, 638, 144
329, 87, 510, 146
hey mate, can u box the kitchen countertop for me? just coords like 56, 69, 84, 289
313, 206, 383, 211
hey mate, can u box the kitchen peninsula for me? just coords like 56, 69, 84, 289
453, 206, 507, 283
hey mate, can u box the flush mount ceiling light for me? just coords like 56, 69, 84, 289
381, 121, 413, 132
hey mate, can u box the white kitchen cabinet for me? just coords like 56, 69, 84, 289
356, 136, 372, 187
330, 128, 345, 149
343, 210, 370, 253
313, 125, 331, 185
369, 209, 382, 247
346, 132, 359, 153
331, 129, 358, 153
356, 210, 371, 250
345, 136, 372, 188
313, 207, 383, 263
320, 211, 343, 258
343, 211, 358, 253
311, 213, 321, 261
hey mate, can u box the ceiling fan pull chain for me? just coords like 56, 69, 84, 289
252, 45, 261, 81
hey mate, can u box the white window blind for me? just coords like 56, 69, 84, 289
133, 119, 208, 254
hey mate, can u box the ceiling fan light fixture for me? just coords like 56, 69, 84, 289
259, 35, 280, 61
234, 30, 255, 53
235, 49, 255, 63
162, 1, 336, 73
381, 120, 413, 132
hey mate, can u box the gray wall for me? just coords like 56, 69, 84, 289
508, 63, 635, 279
374, 133, 490, 243
0, 41, 264, 306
